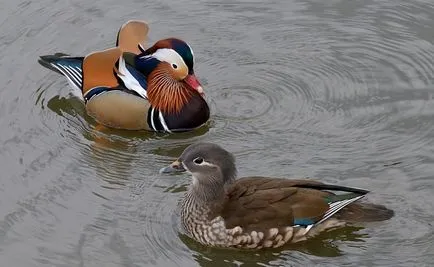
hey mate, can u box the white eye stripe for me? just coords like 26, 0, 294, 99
197, 161, 215, 167
192, 157, 215, 167
193, 157, 203, 164
149, 48, 186, 69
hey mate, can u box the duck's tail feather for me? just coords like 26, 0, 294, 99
295, 183, 394, 223
298, 192, 366, 234
318, 193, 366, 225
38, 53, 84, 100
336, 202, 395, 222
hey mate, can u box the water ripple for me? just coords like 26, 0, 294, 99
2, 0, 434, 266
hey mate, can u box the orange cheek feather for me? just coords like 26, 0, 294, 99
147, 64, 193, 114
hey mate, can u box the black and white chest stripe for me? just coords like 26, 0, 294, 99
146, 94, 210, 133
147, 107, 172, 132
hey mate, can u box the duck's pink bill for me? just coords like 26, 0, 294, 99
184, 74, 204, 96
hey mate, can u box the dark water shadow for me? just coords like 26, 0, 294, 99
179, 226, 367, 266
44, 95, 210, 189
45, 95, 210, 141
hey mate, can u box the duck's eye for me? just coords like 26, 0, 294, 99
172, 63, 178, 69
193, 157, 203, 164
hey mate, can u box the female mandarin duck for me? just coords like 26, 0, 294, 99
161, 143, 394, 249
38, 20, 209, 132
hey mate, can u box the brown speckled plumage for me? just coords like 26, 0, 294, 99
162, 143, 394, 249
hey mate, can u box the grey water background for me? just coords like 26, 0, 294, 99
1, 0, 434, 266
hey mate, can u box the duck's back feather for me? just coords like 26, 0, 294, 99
218, 177, 393, 233
116, 20, 149, 54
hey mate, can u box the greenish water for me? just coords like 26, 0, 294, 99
0, 0, 434, 266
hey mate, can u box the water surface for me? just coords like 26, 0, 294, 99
1, 0, 434, 266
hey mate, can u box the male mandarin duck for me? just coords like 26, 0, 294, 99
160, 143, 394, 249
38, 20, 209, 132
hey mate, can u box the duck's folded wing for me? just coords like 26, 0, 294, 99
116, 20, 149, 54
82, 47, 122, 96
220, 177, 368, 233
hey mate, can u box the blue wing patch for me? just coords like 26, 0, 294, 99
294, 218, 315, 226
